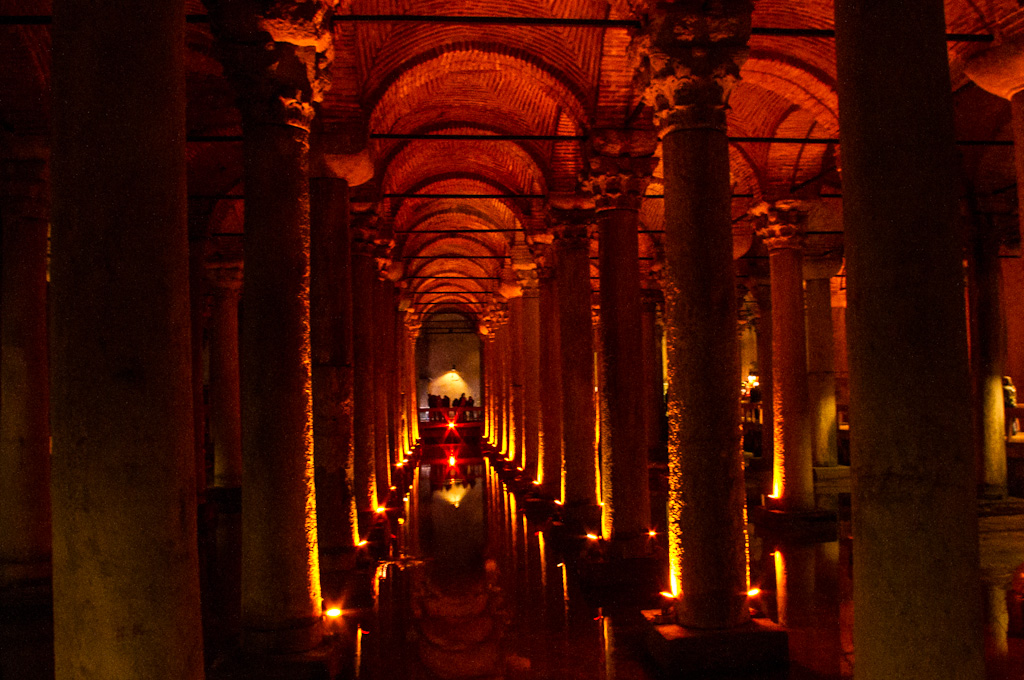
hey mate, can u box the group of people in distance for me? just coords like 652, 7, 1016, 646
427, 393, 476, 421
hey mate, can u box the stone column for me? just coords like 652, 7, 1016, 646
351, 224, 379, 524
804, 258, 841, 469
835, 0, 985, 677
520, 279, 541, 478
633, 1, 752, 628
550, 201, 600, 528
206, 262, 244, 489
641, 288, 665, 462
309, 170, 357, 587
50, 1, 204, 675
0, 149, 51, 603
373, 271, 392, 503
748, 271, 775, 461
508, 295, 525, 467
537, 260, 563, 497
752, 201, 814, 511
188, 217, 212, 494
206, 0, 335, 653
585, 129, 657, 551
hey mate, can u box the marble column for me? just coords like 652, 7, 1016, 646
752, 201, 814, 511
640, 289, 665, 463
749, 272, 775, 461
550, 202, 600, 528
835, 0, 985, 676
0, 151, 51, 602
351, 225, 379, 523
309, 171, 358, 585
373, 272, 392, 503
206, 262, 244, 489
537, 260, 563, 497
585, 130, 657, 551
804, 258, 841, 469
521, 280, 542, 478
509, 295, 526, 467
50, 1, 204, 674
634, 1, 752, 628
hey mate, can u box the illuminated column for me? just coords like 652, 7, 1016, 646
634, 1, 751, 628
537, 258, 563, 497
748, 270, 774, 461
206, 262, 244, 489
50, 1, 204, 674
310, 157, 361, 583
550, 201, 600, 528
641, 288, 665, 462
752, 201, 814, 511
482, 330, 495, 440
835, 0, 985, 676
805, 258, 841, 469
509, 294, 525, 467
405, 319, 421, 446
0, 149, 51, 603
518, 273, 542, 478
372, 267, 392, 503
585, 130, 657, 551
960, 48, 1024, 498
351, 224, 379, 525
188, 220, 211, 495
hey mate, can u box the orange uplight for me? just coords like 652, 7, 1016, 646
554, 500, 563, 505
659, 591, 676, 599
747, 588, 761, 597
586, 533, 599, 541
532, 480, 540, 486
357, 540, 368, 547
648, 529, 657, 537
325, 607, 342, 618
376, 506, 386, 514
447, 421, 456, 430
448, 455, 456, 466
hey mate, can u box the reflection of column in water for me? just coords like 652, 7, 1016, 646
354, 627, 363, 679
986, 581, 1010, 662
775, 544, 816, 627
814, 541, 842, 679
602, 614, 615, 680
214, 508, 242, 642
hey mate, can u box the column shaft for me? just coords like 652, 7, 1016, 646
973, 236, 1007, 497
767, 243, 813, 510
373, 278, 391, 502
239, 123, 322, 652
598, 207, 650, 545
522, 290, 541, 478
555, 230, 598, 517
538, 269, 563, 497
641, 293, 664, 462
1, 190, 50, 597
835, 0, 985, 676
509, 296, 525, 467
208, 270, 244, 488
310, 176, 359, 576
752, 281, 775, 460
50, 1, 204, 674
805, 276, 838, 468
351, 238, 378, 523
661, 126, 748, 629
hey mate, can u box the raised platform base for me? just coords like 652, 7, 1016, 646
642, 611, 789, 677
750, 507, 838, 544
211, 634, 341, 680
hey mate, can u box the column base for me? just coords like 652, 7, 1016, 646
642, 610, 788, 677
750, 507, 838, 544
561, 503, 603, 536
319, 549, 358, 602
213, 633, 341, 680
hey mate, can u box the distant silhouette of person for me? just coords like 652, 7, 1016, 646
466, 395, 476, 420
442, 395, 450, 409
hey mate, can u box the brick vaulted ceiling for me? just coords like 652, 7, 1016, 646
1, 0, 1022, 322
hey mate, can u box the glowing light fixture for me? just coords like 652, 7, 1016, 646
448, 455, 456, 466
325, 607, 342, 618
659, 591, 676, 599
586, 533, 599, 541
447, 421, 456, 430
532, 480, 540, 486
376, 506, 386, 514
648, 529, 657, 538
357, 540, 368, 547
747, 588, 761, 597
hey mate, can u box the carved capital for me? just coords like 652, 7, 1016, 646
751, 200, 809, 251
548, 204, 595, 249
630, 1, 753, 134
580, 128, 658, 211
203, 0, 334, 130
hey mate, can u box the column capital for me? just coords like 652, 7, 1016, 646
581, 128, 659, 211
204, 0, 334, 130
547, 197, 596, 247
630, 1, 752, 134
964, 40, 1024, 100
311, 119, 374, 185
750, 200, 809, 251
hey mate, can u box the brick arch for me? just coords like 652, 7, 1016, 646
741, 55, 840, 136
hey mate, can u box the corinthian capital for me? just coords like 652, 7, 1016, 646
750, 200, 809, 251
630, 1, 753, 134
580, 128, 658, 211
203, 0, 335, 130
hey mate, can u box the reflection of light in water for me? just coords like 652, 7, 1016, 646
439, 481, 469, 508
